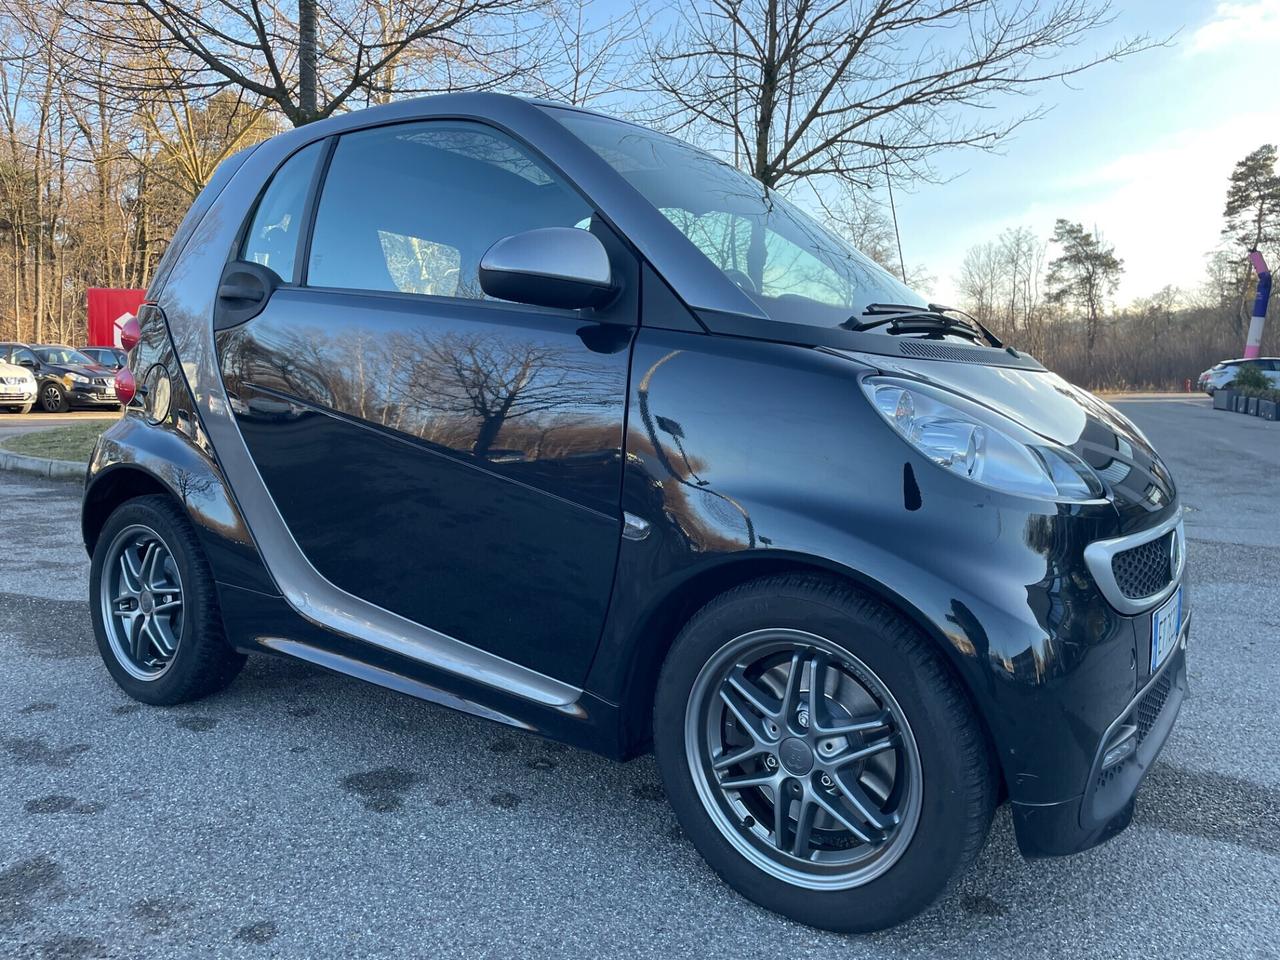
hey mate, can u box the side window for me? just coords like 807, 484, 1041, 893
240, 140, 324, 282
307, 121, 594, 300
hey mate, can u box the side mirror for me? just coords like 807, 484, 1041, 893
479, 227, 616, 310
17, 358, 35, 368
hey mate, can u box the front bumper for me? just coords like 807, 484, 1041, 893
1012, 612, 1189, 857
0, 387, 35, 404
68, 383, 118, 405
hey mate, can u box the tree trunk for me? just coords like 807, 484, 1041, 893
298, 0, 318, 124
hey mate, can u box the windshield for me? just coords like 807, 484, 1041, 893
547, 108, 925, 327
36, 347, 93, 365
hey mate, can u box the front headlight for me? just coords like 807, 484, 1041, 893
63, 372, 89, 385
863, 376, 1104, 501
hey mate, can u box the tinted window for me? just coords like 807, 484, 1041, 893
307, 121, 593, 299
6, 346, 37, 365
36, 347, 93, 365
548, 108, 924, 328
241, 140, 324, 283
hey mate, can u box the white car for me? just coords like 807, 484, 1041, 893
0, 358, 37, 413
1197, 357, 1280, 395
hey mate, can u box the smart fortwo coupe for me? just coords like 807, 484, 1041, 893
84, 94, 1189, 932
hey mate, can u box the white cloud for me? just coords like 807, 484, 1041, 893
1188, 0, 1280, 54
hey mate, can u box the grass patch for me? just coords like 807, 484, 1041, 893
1, 420, 112, 462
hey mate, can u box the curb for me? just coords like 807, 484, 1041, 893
0, 448, 86, 481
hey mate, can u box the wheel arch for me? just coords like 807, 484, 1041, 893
82, 463, 174, 555
610, 551, 1006, 796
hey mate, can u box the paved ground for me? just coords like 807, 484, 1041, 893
1, 398, 1277, 959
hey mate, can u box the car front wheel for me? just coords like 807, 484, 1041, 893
39, 382, 69, 413
653, 574, 996, 932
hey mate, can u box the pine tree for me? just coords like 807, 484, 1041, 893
1046, 220, 1123, 367
1223, 145, 1280, 253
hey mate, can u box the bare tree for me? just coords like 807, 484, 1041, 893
643, 1, 1156, 193
60, 0, 543, 126
525, 0, 641, 106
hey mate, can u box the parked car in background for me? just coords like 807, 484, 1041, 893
81, 346, 129, 371
82, 94, 1189, 934
1197, 357, 1280, 394
0, 342, 120, 412
0, 356, 37, 413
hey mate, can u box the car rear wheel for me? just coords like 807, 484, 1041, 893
39, 382, 68, 413
653, 574, 996, 933
90, 495, 246, 704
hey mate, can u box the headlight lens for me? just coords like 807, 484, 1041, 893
64, 372, 89, 385
864, 377, 1104, 501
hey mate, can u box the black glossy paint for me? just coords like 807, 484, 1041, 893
82, 92, 1189, 864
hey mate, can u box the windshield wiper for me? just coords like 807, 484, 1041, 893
845, 303, 1003, 348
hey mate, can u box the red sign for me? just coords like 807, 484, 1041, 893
87, 288, 146, 347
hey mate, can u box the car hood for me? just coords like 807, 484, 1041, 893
0, 360, 32, 378
841, 351, 1177, 518
45, 362, 110, 377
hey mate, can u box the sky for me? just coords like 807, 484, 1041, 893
886, 0, 1280, 305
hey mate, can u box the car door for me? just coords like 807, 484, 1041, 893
214, 120, 636, 686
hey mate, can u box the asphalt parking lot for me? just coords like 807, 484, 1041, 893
1, 397, 1277, 959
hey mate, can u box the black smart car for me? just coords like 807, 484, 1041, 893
0, 342, 120, 412
83, 94, 1188, 933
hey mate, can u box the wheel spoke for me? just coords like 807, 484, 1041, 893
833, 769, 895, 833
149, 615, 178, 657
119, 550, 142, 595
713, 743, 767, 771
816, 708, 892, 738
720, 770, 777, 791
130, 613, 149, 663
811, 790, 879, 844
778, 651, 806, 723
140, 541, 162, 590
772, 778, 794, 850
832, 734, 898, 768
790, 794, 819, 857
152, 597, 182, 615
719, 683, 776, 746
725, 666, 781, 719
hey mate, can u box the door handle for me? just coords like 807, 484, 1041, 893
218, 280, 265, 302
213, 260, 280, 330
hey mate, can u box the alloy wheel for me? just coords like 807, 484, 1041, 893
98, 524, 185, 680
685, 628, 923, 890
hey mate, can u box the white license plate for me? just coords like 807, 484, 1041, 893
1151, 586, 1183, 671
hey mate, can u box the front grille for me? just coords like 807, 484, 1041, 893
1134, 669, 1174, 742
1096, 667, 1177, 789
93, 377, 108, 386
1111, 531, 1173, 599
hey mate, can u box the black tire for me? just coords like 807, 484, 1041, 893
39, 381, 69, 413
653, 574, 996, 933
89, 494, 246, 704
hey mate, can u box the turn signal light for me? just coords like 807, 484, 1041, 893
120, 315, 141, 351
115, 365, 137, 406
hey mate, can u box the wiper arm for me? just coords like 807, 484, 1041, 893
846, 303, 1003, 348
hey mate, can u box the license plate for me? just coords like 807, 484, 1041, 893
1151, 586, 1183, 672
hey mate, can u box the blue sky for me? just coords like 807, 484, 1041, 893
584, 0, 1280, 306
886, 0, 1280, 303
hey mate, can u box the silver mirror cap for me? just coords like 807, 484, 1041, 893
479, 227, 615, 309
